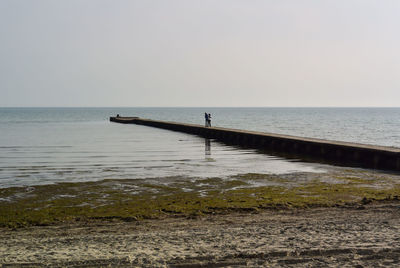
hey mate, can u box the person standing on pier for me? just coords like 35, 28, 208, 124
208, 113, 212, 127
204, 113, 209, 127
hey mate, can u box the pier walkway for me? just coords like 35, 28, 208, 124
110, 116, 400, 172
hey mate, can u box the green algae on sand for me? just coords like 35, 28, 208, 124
1, 170, 400, 228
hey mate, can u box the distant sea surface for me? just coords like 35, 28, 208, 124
1, 107, 399, 188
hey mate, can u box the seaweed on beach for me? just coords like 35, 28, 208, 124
1, 170, 400, 228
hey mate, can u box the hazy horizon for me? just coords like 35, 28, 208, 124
1, 1, 399, 107
1, 105, 400, 108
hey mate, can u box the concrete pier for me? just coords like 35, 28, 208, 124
110, 116, 400, 172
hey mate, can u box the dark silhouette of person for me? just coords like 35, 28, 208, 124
208, 113, 211, 127
204, 113, 209, 127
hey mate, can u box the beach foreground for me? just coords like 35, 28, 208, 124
1, 202, 400, 267
2, 166, 400, 267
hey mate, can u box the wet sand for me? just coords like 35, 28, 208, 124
1, 202, 400, 267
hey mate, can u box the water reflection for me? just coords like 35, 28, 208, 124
205, 138, 212, 159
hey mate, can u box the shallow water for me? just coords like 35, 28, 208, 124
1, 107, 399, 188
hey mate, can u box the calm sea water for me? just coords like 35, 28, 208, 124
1, 107, 399, 188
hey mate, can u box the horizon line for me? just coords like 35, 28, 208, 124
1, 106, 400, 109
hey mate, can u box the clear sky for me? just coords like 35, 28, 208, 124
1, 0, 399, 107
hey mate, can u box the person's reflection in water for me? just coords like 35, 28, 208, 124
205, 138, 211, 158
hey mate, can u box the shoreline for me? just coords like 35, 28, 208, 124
1, 202, 400, 267
2, 165, 400, 228
2, 166, 400, 266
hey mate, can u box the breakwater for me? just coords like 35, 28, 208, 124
110, 116, 400, 172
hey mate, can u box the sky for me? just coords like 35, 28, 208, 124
0, 0, 399, 107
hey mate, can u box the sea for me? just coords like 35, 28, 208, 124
1, 107, 399, 188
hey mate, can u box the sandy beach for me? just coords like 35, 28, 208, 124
1, 202, 400, 267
